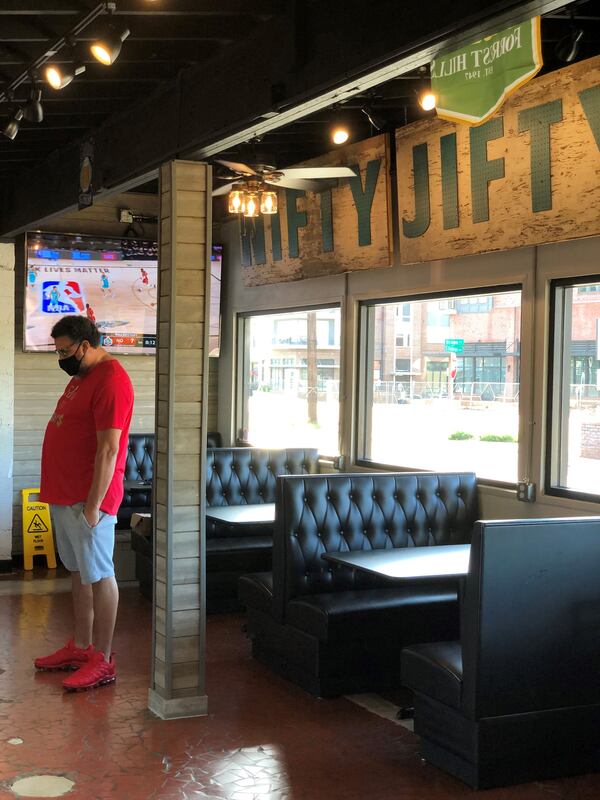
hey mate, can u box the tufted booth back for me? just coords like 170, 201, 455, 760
120, 431, 222, 519
206, 448, 320, 510
273, 472, 478, 616
122, 433, 155, 508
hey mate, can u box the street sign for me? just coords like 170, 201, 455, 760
445, 338, 464, 353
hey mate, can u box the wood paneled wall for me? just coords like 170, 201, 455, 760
11, 190, 219, 552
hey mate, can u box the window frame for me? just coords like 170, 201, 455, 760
235, 302, 342, 453
354, 284, 522, 488
545, 275, 600, 504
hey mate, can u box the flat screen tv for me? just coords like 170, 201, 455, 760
24, 232, 222, 356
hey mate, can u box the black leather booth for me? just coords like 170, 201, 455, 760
205, 447, 319, 611
239, 471, 479, 697
117, 433, 155, 529
401, 517, 600, 789
119, 431, 222, 528
132, 446, 319, 611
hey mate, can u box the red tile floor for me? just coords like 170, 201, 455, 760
0, 568, 599, 800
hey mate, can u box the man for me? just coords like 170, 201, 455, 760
36, 315, 134, 691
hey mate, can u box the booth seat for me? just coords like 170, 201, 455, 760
239, 471, 478, 697
401, 517, 600, 790
132, 446, 320, 611
118, 431, 221, 529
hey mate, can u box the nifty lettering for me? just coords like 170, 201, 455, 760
241, 158, 381, 267
402, 87, 600, 237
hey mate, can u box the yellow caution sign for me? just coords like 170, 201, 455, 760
21, 488, 57, 570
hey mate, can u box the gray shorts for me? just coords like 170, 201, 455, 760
51, 502, 117, 585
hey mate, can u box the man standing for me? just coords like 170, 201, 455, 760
36, 315, 134, 691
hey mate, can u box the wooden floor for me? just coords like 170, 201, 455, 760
0, 567, 598, 799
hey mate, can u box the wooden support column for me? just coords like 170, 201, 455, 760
148, 160, 211, 719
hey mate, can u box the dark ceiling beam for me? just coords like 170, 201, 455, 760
0, 1, 281, 15
0, 17, 256, 43
0, 0, 574, 236
0, 40, 219, 66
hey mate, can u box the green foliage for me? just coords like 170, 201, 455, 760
448, 431, 474, 440
479, 433, 517, 442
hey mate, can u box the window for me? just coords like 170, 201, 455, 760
396, 303, 411, 322
358, 289, 521, 482
455, 296, 493, 313
396, 333, 410, 347
548, 279, 600, 499
238, 307, 341, 455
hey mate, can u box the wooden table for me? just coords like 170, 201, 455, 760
321, 544, 470, 580
206, 503, 275, 527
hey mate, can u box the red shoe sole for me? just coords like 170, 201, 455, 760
63, 675, 116, 692
35, 662, 85, 671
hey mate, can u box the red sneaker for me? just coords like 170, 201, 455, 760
34, 639, 93, 671
62, 651, 116, 692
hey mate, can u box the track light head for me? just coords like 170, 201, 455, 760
555, 14, 584, 63
2, 108, 24, 140
90, 26, 130, 65
23, 87, 44, 123
44, 61, 86, 90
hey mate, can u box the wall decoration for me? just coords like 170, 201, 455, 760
432, 17, 542, 125
396, 56, 600, 265
241, 134, 392, 287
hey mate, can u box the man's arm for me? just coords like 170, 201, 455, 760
84, 428, 121, 526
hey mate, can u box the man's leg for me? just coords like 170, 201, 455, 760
92, 576, 119, 660
71, 571, 94, 649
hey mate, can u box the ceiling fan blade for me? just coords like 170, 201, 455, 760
266, 177, 332, 192
278, 166, 356, 179
212, 182, 235, 196
214, 159, 259, 176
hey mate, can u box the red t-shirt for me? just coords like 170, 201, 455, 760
40, 359, 134, 515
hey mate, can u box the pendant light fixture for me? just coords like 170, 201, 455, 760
416, 65, 436, 112
228, 188, 246, 214
243, 192, 260, 218
259, 190, 278, 215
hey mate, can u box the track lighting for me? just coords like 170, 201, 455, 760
2, 108, 24, 140
90, 25, 130, 65
23, 87, 44, 123
44, 59, 86, 90
555, 12, 584, 63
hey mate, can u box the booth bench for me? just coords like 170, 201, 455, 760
131, 446, 319, 611
239, 471, 479, 697
401, 516, 600, 789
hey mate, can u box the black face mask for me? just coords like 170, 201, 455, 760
58, 343, 85, 377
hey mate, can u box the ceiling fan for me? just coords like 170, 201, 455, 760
212, 159, 356, 196
212, 159, 356, 216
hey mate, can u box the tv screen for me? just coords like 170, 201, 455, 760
24, 232, 222, 356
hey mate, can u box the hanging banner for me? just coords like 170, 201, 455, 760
432, 17, 542, 125
240, 134, 392, 287
396, 56, 600, 265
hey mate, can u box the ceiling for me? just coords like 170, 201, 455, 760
0, 0, 598, 194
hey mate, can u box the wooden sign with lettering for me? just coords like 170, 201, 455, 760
396, 56, 600, 264
241, 134, 391, 286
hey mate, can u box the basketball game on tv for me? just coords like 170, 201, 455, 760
24, 233, 222, 356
